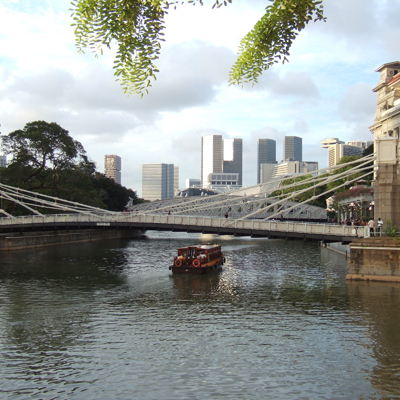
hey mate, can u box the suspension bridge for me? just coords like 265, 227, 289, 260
0, 154, 375, 244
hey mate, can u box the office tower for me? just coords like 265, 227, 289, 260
272, 161, 319, 178
283, 136, 302, 162
104, 155, 121, 184
257, 139, 276, 184
223, 138, 243, 186
321, 138, 368, 170
0, 155, 6, 168
174, 166, 179, 194
142, 163, 175, 201
201, 135, 223, 188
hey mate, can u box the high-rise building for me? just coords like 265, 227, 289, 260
201, 135, 223, 188
321, 138, 371, 169
283, 136, 302, 162
174, 166, 179, 194
257, 139, 276, 184
142, 163, 175, 201
104, 155, 121, 184
223, 138, 243, 187
0, 155, 6, 168
272, 161, 318, 179
201, 135, 243, 190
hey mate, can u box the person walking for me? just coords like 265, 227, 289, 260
368, 218, 375, 237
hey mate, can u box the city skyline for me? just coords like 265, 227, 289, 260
1, 0, 396, 196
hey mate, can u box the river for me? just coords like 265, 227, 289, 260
0, 232, 400, 399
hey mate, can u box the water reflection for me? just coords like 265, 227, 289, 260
347, 281, 400, 397
0, 233, 399, 398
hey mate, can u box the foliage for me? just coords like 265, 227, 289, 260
71, 0, 325, 95
91, 173, 144, 211
229, 0, 325, 86
271, 174, 328, 208
0, 121, 143, 214
363, 142, 374, 157
1, 121, 90, 195
325, 155, 366, 194
385, 220, 398, 238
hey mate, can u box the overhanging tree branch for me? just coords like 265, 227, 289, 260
70, 0, 325, 95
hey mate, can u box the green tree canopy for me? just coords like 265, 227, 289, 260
71, 0, 325, 95
1, 121, 90, 193
0, 121, 143, 214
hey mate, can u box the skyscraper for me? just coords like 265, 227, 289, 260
201, 135, 243, 189
321, 138, 370, 170
104, 155, 121, 184
283, 136, 302, 162
174, 166, 179, 194
223, 138, 243, 186
201, 135, 223, 188
142, 163, 175, 201
257, 139, 276, 184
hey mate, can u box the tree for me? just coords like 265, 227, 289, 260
0, 121, 90, 195
0, 121, 144, 214
325, 155, 367, 194
71, 0, 325, 95
91, 173, 144, 211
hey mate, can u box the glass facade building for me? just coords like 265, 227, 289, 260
257, 139, 276, 184
142, 163, 175, 201
283, 136, 302, 162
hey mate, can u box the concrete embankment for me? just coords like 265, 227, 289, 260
0, 229, 144, 251
347, 237, 400, 282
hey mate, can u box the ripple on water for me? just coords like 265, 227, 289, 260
0, 234, 398, 399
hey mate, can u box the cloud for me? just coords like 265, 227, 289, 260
337, 82, 376, 139
246, 70, 321, 100
0, 40, 236, 142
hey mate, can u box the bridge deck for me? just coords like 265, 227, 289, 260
0, 213, 369, 244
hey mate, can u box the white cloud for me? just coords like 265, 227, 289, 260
0, 0, 393, 194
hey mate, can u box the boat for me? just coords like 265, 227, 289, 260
169, 244, 225, 274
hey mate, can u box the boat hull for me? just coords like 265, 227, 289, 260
169, 261, 223, 274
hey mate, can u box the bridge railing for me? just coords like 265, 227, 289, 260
0, 213, 369, 239
132, 214, 368, 238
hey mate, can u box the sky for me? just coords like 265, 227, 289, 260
0, 0, 399, 196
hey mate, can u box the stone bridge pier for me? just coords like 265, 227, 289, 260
370, 61, 400, 227
347, 62, 400, 282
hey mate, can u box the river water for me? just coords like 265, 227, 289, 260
0, 232, 400, 399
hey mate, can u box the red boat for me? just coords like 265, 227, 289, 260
169, 244, 225, 274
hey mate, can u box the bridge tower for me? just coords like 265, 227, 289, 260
370, 61, 400, 227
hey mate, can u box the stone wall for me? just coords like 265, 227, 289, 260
374, 163, 400, 228
347, 237, 400, 282
0, 229, 143, 251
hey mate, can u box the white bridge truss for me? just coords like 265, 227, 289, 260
0, 154, 376, 242
132, 154, 376, 221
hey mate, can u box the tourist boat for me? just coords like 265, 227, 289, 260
169, 244, 225, 274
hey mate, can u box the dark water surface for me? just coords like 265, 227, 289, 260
1, 232, 400, 399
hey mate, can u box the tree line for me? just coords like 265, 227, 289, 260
0, 121, 144, 215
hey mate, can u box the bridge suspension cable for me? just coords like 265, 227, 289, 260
132, 153, 376, 221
